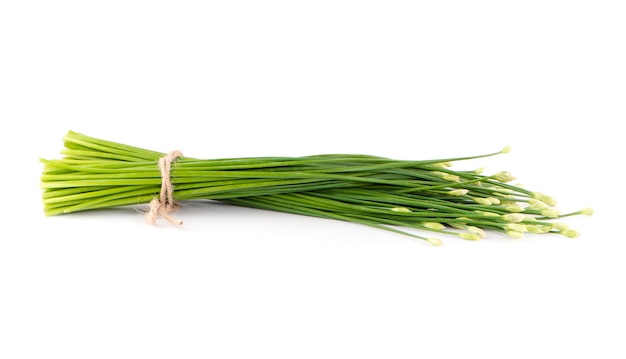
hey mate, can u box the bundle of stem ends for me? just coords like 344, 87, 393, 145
41, 131, 592, 246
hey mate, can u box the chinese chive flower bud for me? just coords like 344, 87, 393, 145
561, 229, 580, 238
432, 162, 452, 168
423, 222, 445, 230
504, 204, 524, 213
449, 223, 467, 230
527, 225, 551, 233
538, 225, 553, 233
448, 189, 469, 196
541, 208, 561, 218
505, 223, 527, 233
493, 171, 516, 182
473, 197, 493, 205
459, 232, 482, 241
528, 199, 548, 210
467, 226, 486, 238
476, 211, 500, 217
551, 222, 569, 231
502, 213, 526, 223
391, 207, 412, 213
442, 174, 460, 182
533, 192, 557, 207
427, 238, 443, 246
525, 225, 543, 234
581, 208, 594, 215
432, 171, 460, 182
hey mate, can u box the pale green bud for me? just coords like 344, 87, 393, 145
447, 189, 469, 196
432, 171, 460, 182
502, 213, 526, 223
473, 197, 493, 205
505, 223, 527, 233
504, 204, 524, 213
532, 192, 557, 207
476, 211, 500, 217
449, 222, 467, 230
528, 199, 548, 210
467, 226, 486, 238
538, 225, 553, 233
459, 232, 482, 241
527, 225, 552, 233
423, 222, 445, 230
427, 238, 443, 246
493, 171, 516, 182
581, 208, 594, 215
442, 174, 460, 182
541, 208, 561, 218
551, 222, 569, 231
561, 229, 580, 238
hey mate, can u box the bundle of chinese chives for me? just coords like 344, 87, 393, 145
41, 131, 591, 245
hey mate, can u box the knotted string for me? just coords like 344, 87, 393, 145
145, 150, 184, 225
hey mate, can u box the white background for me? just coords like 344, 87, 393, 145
1, 1, 624, 358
